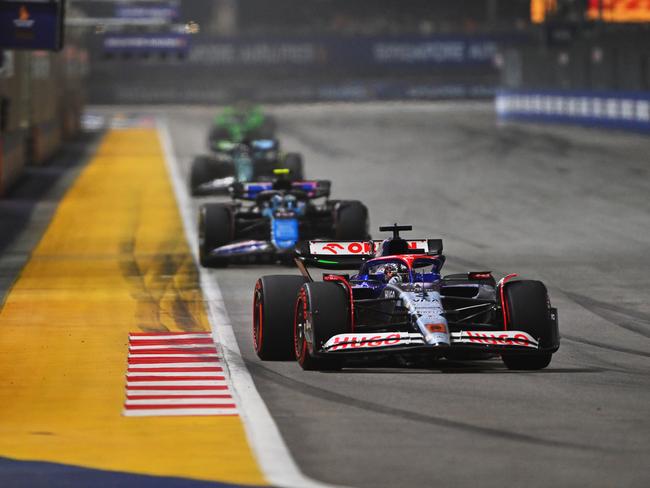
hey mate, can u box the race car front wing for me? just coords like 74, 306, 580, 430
320, 330, 540, 354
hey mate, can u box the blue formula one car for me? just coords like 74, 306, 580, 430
198, 171, 369, 267
252, 224, 560, 371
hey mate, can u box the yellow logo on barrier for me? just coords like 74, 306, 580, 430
531, 0, 650, 23
587, 0, 650, 22
530, 0, 557, 24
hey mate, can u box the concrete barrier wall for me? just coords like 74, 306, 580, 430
0, 46, 87, 195
0, 51, 29, 195
0, 129, 27, 196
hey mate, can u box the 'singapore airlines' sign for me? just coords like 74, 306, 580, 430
587, 0, 650, 22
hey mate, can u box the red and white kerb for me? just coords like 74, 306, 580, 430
123, 332, 237, 417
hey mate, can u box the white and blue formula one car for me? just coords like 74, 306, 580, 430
252, 224, 560, 371
199, 172, 369, 267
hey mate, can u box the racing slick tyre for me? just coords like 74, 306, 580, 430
207, 126, 231, 151
190, 156, 233, 196
283, 152, 304, 180
294, 282, 350, 371
190, 156, 213, 195
199, 204, 233, 268
335, 201, 370, 240
501, 280, 557, 370
254, 275, 309, 360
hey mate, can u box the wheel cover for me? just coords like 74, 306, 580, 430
198, 210, 206, 260
294, 294, 309, 361
198, 210, 205, 247
253, 284, 263, 352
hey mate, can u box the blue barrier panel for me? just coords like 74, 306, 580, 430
496, 89, 650, 133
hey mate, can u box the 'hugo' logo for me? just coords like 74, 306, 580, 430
329, 334, 401, 351
466, 331, 530, 345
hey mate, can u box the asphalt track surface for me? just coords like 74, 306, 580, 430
2, 102, 649, 488
165, 102, 650, 488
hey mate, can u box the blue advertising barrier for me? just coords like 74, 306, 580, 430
0, 0, 64, 51
101, 34, 525, 68
496, 90, 650, 134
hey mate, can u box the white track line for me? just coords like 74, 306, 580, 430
128, 354, 220, 358
129, 333, 212, 339
126, 380, 227, 387
124, 408, 236, 417
126, 398, 235, 406
158, 119, 348, 488
129, 344, 217, 350
127, 372, 223, 377
128, 362, 221, 369
127, 389, 228, 396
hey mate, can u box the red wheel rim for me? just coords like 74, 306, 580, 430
294, 290, 308, 363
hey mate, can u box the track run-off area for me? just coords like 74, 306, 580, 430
0, 128, 269, 487
1, 102, 649, 488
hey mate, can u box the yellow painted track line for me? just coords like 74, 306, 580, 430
0, 129, 267, 485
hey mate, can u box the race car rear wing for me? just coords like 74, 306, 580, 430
295, 243, 367, 270
308, 239, 443, 256
230, 180, 331, 200
295, 238, 444, 269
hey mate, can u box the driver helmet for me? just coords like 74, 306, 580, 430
285, 194, 297, 210
384, 264, 398, 281
271, 194, 284, 209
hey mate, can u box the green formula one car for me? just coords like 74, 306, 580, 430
207, 105, 276, 152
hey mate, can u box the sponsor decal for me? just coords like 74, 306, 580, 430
324, 332, 415, 351
14, 5, 34, 28
322, 243, 345, 254
189, 41, 317, 66
0, 0, 64, 51
469, 271, 493, 280
401, 290, 450, 345
310, 240, 429, 256
452, 330, 539, 348
426, 323, 447, 333
104, 35, 189, 51
115, 5, 179, 21
324, 330, 539, 351
402, 291, 445, 317
310, 241, 369, 255
374, 41, 465, 63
